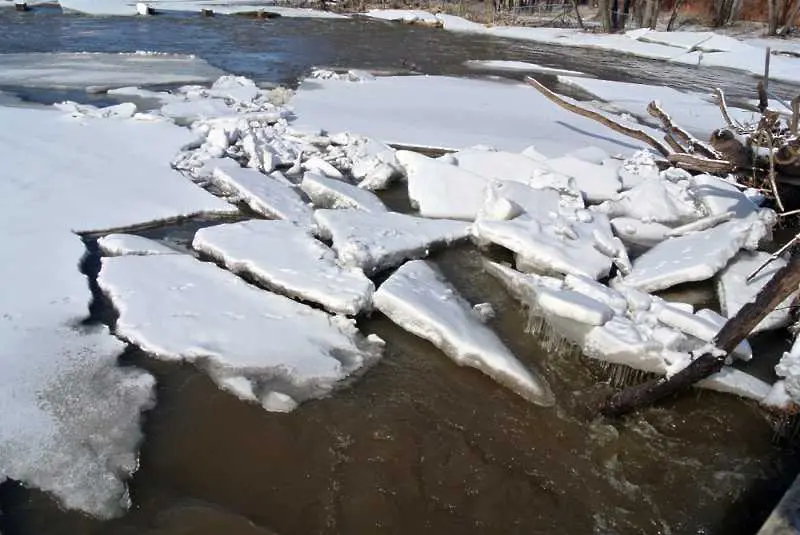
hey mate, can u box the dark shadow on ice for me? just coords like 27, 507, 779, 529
555, 120, 644, 152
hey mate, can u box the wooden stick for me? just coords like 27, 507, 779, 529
524, 76, 674, 157
746, 232, 800, 282
603, 254, 800, 417
647, 101, 724, 160
668, 153, 736, 173
712, 88, 746, 133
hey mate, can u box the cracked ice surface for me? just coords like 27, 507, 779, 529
374, 260, 554, 406
0, 104, 234, 518
193, 220, 374, 316
98, 254, 384, 409
98, 233, 180, 256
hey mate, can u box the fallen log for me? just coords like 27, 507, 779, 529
647, 101, 724, 160
524, 76, 673, 158
602, 254, 800, 418
667, 153, 736, 174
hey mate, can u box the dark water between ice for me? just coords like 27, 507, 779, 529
2, 7, 800, 535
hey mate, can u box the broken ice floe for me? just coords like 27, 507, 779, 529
717, 251, 796, 333
193, 220, 374, 316
300, 171, 388, 213
313, 209, 471, 274
374, 260, 554, 406
616, 211, 773, 293
484, 260, 772, 402
98, 233, 179, 256
98, 254, 384, 410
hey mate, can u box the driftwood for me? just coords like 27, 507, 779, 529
667, 152, 736, 173
603, 254, 800, 417
647, 102, 723, 160
524, 77, 673, 158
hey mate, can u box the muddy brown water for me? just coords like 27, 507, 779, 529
2, 212, 799, 535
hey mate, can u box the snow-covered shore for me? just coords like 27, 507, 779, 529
1, 61, 798, 521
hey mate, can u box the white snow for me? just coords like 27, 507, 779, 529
313, 209, 470, 274
299, 171, 388, 213
692, 174, 760, 219
610, 217, 671, 250
544, 155, 622, 203
291, 75, 651, 155
0, 103, 235, 518
60, 0, 348, 17
535, 286, 615, 326
0, 52, 225, 91
463, 60, 586, 77
595, 177, 700, 225
208, 160, 315, 229
615, 212, 772, 293
99, 254, 384, 407
97, 233, 179, 256
717, 251, 796, 333
450, 148, 551, 184
192, 220, 374, 316
396, 150, 488, 219
374, 260, 554, 406
364, 8, 439, 24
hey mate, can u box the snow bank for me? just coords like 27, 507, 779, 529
0, 52, 225, 91
0, 103, 234, 518
98, 233, 179, 256
193, 220, 374, 315
99, 254, 384, 406
364, 8, 439, 24
60, 0, 348, 17
314, 209, 470, 274
291, 75, 650, 155
374, 260, 554, 406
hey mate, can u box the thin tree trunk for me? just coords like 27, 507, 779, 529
666, 0, 685, 30
598, 0, 613, 31
768, 0, 779, 35
648, 0, 660, 28
571, 0, 585, 28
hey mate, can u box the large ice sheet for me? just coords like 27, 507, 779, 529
717, 251, 795, 333
374, 260, 554, 406
0, 104, 234, 518
99, 254, 383, 405
208, 160, 315, 229
0, 52, 225, 91
313, 209, 470, 274
617, 212, 771, 293
558, 76, 754, 136
60, 0, 347, 17
291, 75, 650, 155
193, 220, 374, 316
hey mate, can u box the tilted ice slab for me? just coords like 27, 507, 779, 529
450, 148, 553, 185
485, 261, 771, 401
98, 233, 179, 256
324, 133, 402, 190
208, 160, 315, 230
463, 60, 586, 77
717, 251, 796, 333
595, 177, 701, 225
374, 260, 554, 406
544, 155, 621, 203
0, 104, 235, 518
299, 172, 387, 213
616, 212, 772, 293
0, 52, 225, 91
99, 254, 384, 407
193, 220, 374, 316
290, 75, 650, 155
396, 150, 488, 220
692, 174, 760, 219
313, 209, 470, 274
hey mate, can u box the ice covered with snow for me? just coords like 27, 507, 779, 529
208, 160, 315, 229
314, 209, 470, 274
595, 177, 700, 225
717, 251, 796, 333
0, 103, 235, 518
692, 174, 760, 219
558, 76, 754, 136
300, 172, 387, 213
325, 134, 402, 190
544, 155, 621, 203
60, 0, 348, 17
193, 220, 374, 315
291, 75, 650, 155
615, 211, 772, 293
0, 52, 225, 91
99, 254, 384, 406
396, 150, 488, 219
776, 338, 800, 406
364, 8, 440, 24
98, 233, 179, 256
463, 60, 586, 77
374, 260, 554, 405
